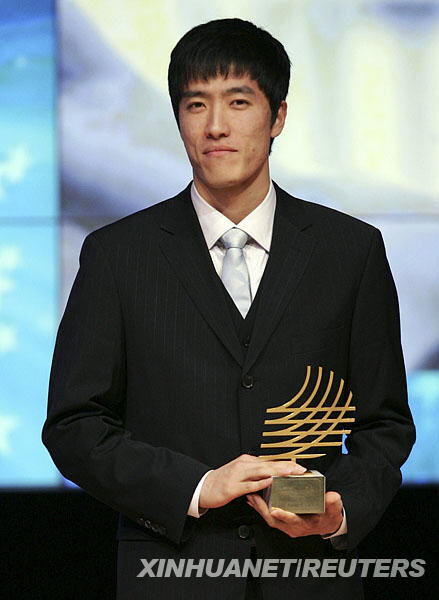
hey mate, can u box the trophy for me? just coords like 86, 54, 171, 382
259, 365, 355, 514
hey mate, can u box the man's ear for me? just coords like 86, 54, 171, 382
271, 101, 287, 139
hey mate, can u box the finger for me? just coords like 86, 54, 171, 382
239, 477, 274, 494
324, 491, 343, 515
236, 454, 260, 462
325, 491, 342, 505
247, 495, 300, 536
243, 461, 306, 481
269, 507, 301, 524
257, 460, 307, 476
247, 493, 294, 530
246, 493, 275, 523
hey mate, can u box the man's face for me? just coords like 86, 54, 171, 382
178, 74, 286, 195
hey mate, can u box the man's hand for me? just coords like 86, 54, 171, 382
246, 490, 344, 538
199, 454, 307, 510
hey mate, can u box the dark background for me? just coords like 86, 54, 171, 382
2, 485, 438, 599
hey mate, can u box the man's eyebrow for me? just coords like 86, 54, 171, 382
181, 85, 256, 99
224, 85, 256, 95
181, 90, 208, 99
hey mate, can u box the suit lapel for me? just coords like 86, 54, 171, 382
156, 183, 316, 372
242, 183, 316, 373
157, 185, 245, 367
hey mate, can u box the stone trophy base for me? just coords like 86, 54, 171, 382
263, 469, 325, 514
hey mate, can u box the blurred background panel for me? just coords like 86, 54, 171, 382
0, 0, 59, 487
0, 0, 57, 219
0, 224, 58, 487
1, 0, 438, 489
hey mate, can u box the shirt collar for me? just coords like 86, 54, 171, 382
190, 180, 276, 252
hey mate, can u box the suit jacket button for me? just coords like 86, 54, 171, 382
241, 374, 254, 388
243, 336, 250, 348
238, 525, 251, 540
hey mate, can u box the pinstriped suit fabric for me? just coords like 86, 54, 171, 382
43, 183, 414, 599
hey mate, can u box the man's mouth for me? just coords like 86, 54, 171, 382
203, 147, 237, 156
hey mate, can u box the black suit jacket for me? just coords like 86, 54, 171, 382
42, 182, 415, 598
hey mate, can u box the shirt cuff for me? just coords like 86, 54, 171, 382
322, 506, 347, 539
187, 470, 214, 518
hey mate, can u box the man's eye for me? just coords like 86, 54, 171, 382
187, 102, 204, 110
232, 99, 249, 106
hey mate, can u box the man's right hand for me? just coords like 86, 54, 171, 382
199, 454, 306, 510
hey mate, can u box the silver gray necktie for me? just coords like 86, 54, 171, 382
220, 227, 252, 317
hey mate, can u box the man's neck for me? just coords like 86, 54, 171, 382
193, 170, 271, 224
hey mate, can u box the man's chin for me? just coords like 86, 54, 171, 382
205, 180, 240, 191
197, 172, 248, 192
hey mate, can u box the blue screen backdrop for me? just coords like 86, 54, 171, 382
0, 0, 437, 489
0, 1, 59, 487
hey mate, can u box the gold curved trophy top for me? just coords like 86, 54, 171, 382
259, 365, 356, 461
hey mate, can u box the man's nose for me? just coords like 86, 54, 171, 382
205, 106, 230, 139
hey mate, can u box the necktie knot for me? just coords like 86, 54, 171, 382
220, 228, 249, 250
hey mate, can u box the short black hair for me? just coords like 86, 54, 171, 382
168, 18, 291, 140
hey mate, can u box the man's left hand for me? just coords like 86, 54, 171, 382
246, 491, 343, 538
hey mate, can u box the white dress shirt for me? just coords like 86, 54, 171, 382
191, 180, 275, 297
186, 180, 347, 541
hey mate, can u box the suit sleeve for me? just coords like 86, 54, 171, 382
324, 227, 416, 554
42, 233, 211, 545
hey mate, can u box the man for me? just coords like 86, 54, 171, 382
42, 18, 415, 599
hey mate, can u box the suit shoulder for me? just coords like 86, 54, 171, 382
297, 196, 378, 237
275, 183, 381, 263
84, 189, 186, 247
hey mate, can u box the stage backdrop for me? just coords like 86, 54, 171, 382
1, 0, 438, 489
